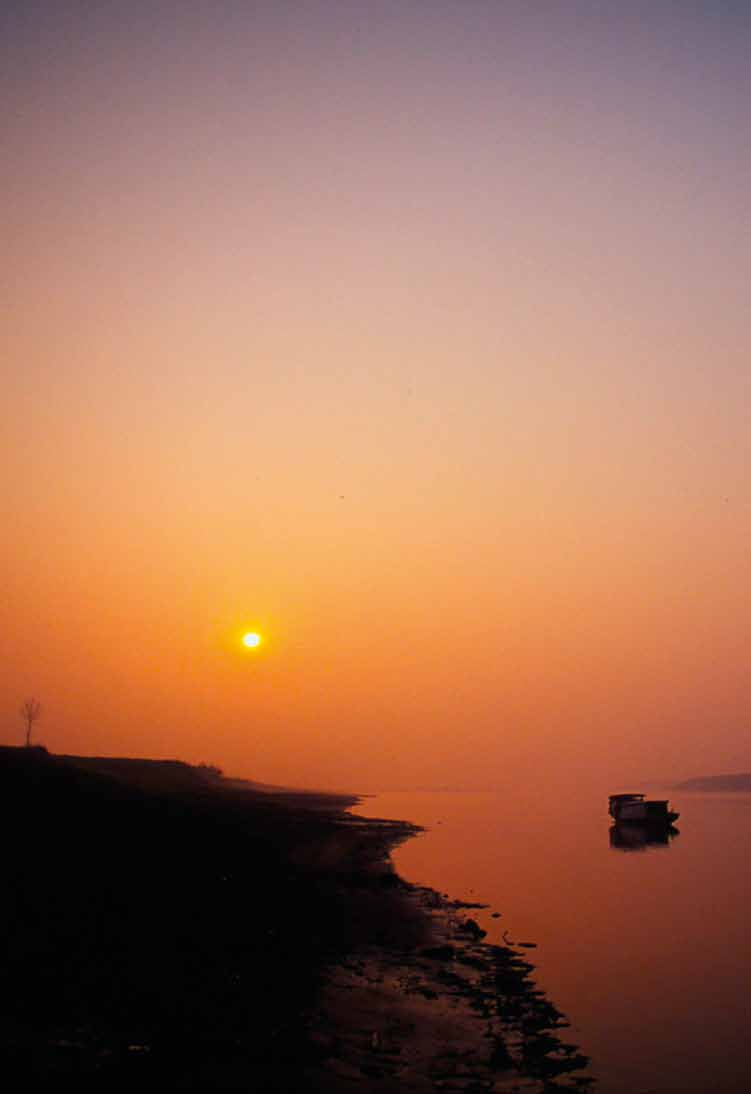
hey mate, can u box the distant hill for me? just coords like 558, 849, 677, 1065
677, 773, 751, 792
56, 753, 223, 794
53, 753, 357, 807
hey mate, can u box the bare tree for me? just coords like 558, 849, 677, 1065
20, 698, 41, 747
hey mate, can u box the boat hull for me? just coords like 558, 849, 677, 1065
614, 811, 680, 825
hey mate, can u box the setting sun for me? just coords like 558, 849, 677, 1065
242, 632, 261, 649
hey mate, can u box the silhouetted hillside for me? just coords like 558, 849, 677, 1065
54, 752, 355, 806
676, 773, 751, 792
55, 754, 224, 794
0, 746, 420, 1091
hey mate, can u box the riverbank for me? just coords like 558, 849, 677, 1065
306, 886, 592, 1093
0, 747, 590, 1091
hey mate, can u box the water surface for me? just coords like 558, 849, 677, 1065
355, 788, 751, 1093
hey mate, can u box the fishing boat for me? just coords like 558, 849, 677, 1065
608, 793, 679, 825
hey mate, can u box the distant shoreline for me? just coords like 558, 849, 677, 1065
676, 773, 751, 792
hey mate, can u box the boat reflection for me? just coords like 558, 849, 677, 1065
609, 824, 680, 852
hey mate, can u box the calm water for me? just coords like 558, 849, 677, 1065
354, 788, 751, 1093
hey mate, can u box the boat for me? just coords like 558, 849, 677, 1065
608, 793, 679, 825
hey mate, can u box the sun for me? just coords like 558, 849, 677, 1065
242, 632, 262, 649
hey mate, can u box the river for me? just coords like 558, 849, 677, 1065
354, 787, 751, 1093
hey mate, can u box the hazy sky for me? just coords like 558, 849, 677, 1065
3, 1, 750, 790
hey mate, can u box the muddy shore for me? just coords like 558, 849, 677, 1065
0, 747, 591, 1091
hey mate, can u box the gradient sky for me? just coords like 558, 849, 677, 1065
3, 1, 750, 790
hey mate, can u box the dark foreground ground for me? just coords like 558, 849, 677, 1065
1, 747, 592, 1092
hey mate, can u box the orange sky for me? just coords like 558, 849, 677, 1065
3, 2, 750, 790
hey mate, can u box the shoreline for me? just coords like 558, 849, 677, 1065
305, 822, 593, 1093
1, 747, 592, 1091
